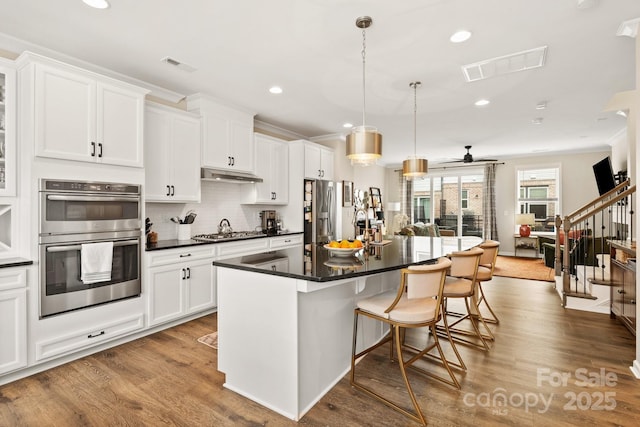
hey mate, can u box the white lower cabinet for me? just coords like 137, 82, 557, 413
35, 314, 144, 362
0, 268, 27, 375
146, 246, 216, 327
32, 296, 145, 363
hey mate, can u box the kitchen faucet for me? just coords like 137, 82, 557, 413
353, 208, 371, 249
218, 218, 232, 235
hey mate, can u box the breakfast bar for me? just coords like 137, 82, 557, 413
213, 235, 482, 421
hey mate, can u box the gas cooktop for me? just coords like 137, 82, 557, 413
192, 231, 265, 242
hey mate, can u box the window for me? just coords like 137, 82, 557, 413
407, 172, 484, 237
516, 167, 560, 233
461, 189, 469, 209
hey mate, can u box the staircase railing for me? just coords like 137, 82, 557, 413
552, 179, 635, 305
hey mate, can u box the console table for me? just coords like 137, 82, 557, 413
514, 235, 539, 258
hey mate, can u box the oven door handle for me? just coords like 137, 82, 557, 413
46, 195, 140, 202
46, 239, 139, 253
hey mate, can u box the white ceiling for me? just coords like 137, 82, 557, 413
1, 0, 638, 167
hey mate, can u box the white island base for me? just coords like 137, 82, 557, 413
217, 267, 397, 421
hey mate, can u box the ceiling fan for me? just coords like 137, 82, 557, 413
443, 145, 498, 164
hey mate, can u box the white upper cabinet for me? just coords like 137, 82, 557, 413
144, 104, 201, 202
186, 94, 255, 173
17, 52, 148, 168
303, 141, 334, 180
0, 59, 16, 196
247, 133, 289, 204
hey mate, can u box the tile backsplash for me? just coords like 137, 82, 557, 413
145, 181, 270, 240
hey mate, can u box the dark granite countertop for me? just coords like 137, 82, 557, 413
0, 257, 34, 269
145, 231, 303, 251
213, 235, 482, 282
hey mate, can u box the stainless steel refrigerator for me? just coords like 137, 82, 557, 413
303, 179, 336, 244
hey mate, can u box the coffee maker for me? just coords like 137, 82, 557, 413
260, 210, 277, 235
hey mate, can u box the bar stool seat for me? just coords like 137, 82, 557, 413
350, 257, 455, 426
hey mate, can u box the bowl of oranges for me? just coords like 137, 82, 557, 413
324, 239, 364, 257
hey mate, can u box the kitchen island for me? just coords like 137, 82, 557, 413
213, 235, 482, 421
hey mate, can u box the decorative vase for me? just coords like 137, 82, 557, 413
519, 224, 531, 237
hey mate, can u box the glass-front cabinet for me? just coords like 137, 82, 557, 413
0, 58, 16, 196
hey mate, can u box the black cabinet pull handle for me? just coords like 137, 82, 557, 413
98, 143, 103, 158
88, 331, 105, 339
179, 253, 192, 258
181, 268, 186, 280
228, 156, 232, 166
186, 267, 191, 279
166, 185, 171, 196
171, 185, 175, 196
91, 142, 96, 157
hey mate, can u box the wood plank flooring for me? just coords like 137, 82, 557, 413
1, 276, 638, 426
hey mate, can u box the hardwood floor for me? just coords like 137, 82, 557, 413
1, 276, 638, 426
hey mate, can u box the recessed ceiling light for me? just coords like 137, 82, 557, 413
450, 30, 472, 43
535, 101, 547, 110
269, 86, 283, 94
616, 110, 628, 118
532, 118, 543, 125
82, 0, 110, 9
343, 122, 354, 128
474, 99, 490, 107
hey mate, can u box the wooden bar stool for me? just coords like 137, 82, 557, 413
439, 247, 492, 351
350, 257, 455, 426
476, 239, 501, 324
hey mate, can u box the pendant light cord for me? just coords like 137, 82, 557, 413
413, 83, 417, 156
361, 26, 367, 128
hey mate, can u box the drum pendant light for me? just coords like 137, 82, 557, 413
346, 16, 382, 166
402, 81, 428, 178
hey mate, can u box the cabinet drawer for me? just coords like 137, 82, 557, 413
217, 238, 269, 259
0, 268, 27, 291
146, 245, 216, 267
35, 313, 144, 361
269, 234, 303, 250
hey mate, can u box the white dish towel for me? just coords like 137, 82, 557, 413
81, 241, 114, 284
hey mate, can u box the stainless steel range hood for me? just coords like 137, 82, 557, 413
200, 168, 263, 183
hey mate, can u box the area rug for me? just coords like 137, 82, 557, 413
493, 255, 555, 282
197, 332, 218, 349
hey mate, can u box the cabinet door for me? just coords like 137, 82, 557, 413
148, 265, 184, 326
201, 111, 232, 169
320, 147, 334, 181
229, 120, 254, 173
185, 259, 215, 314
253, 135, 273, 202
0, 62, 16, 196
611, 260, 625, 317
271, 140, 289, 203
144, 107, 171, 201
0, 288, 27, 375
96, 82, 144, 167
623, 266, 636, 328
304, 143, 321, 179
34, 64, 96, 162
171, 114, 201, 202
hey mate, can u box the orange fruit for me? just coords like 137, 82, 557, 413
329, 240, 340, 248
353, 240, 363, 248
339, 240, 351, 248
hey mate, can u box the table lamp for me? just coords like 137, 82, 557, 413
516, 213, 535, 237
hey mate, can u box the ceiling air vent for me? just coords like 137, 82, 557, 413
161, 56, 197, 72
462, 46, 547, 82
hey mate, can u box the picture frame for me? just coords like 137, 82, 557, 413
342, 181, 353, 207
369, 187, 381, 209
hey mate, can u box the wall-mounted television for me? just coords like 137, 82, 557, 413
592, 156, 616, 196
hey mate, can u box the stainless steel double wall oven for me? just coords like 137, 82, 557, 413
39, 179, 142, 317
